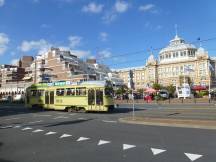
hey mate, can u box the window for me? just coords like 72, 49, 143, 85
66, 88, 75, 96
173, 53, 175, 57
180, 51, 183, 56
31, 90, 37, 96
76, 87, 86, 96
56, 89, 65, 96
38, 90, 44, 96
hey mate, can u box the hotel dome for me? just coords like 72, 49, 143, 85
159, 34, 197, 64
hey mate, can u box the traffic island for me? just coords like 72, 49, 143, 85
119, 117, 216, 130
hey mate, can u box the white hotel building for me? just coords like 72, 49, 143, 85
114, 34, 216, 89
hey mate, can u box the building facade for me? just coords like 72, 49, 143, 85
115, 34, 216, 89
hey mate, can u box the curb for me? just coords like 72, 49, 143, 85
119, 118, 216, 130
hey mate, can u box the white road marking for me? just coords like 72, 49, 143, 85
78, 117, 86, 120
22, 127, 33, 131
34, 114, 51, 117
32, 129, 44, 133
102, 120, 117, 123
13, 125, 21, 128
151, 148, 166, 155
5, 117, 21, 121
28, 120, 43, 124
69, 114, 76, 116
77, 137, 90, 142
59, 134, 72, 138
184, 153, 203, 161
45, 131, 57, 135
0, 125, 13, 129
123, 144, 136, 150
98, 140, 111, 145
57, 112, 65, 115
53, 116, 69, 119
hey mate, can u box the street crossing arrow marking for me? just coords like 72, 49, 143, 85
59, 134, 72, 138
0, 125, 13, 129
45, 131, 57, 135
28, 120, 43, 124
184, 153, 203, 161
13, 125, 21, 128
32, 129, 44, 133
77, 137, 90, 141
22, 127, 32, 131
123, 144, 136, 150
98, 140, 111, 145
53, 116, 69, 119
151, 148, 166, 155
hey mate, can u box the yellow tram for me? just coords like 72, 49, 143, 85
25, 81, 114, 112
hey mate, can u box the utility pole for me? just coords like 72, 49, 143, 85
34, 57, 37, 84
209, 62, 212, 102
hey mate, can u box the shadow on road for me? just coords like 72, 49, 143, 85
0, 142, 15, 162
44, 118, 94, 127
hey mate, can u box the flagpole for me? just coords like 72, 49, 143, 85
209, 63, 211, 102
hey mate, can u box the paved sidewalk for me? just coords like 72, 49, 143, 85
119, 117, 216, 130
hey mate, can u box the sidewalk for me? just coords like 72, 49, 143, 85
119, 117, 216, 130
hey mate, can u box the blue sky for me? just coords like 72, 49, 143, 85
0, 0, 216, 68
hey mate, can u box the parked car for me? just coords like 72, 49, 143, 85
0, 96, 12, 102
13, 94, 24, 102
159, 90, 169, 99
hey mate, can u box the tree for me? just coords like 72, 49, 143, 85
115, 85, 128, 95
179, 75, 192, 86
137, 88, 144, 94
165, 84, 176, 97
152, 83, 162, 90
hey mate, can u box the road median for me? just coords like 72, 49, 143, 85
119, 117, 216, 130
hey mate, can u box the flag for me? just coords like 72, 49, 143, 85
184, 65, 194, 72
209, 63, 214, 71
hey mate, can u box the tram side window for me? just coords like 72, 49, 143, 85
56, 89, 65, 96
38, 90, 44, 96
76, 87, 86, 96
66, 88, 75, 96
105, 87, 113, 96
31, 90, 37, 96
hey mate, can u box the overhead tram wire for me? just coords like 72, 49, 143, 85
97, 36, 216, 62
101, 36, 216, 68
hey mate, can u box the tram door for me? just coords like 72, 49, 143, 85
88, 89, 103, 110
96, 89, 103, 110
45, 90, 55, 109
88, 89, 95, 110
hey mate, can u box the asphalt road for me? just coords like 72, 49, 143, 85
0, 104, 216, 162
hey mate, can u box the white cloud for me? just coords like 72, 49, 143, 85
102, 0, 129, 23
59, 46, 90, 59
156, 25, 162, 30
99, 32, 108, 42
68, 36, 82, 48
82, 2, 104, 13
10, 58, 19, 65
0, 33, 9, 55
139, 4, 157, 13
70, 49, 90, 58
40, 24, 51, 28
97, 49, 112, 59
102, 10, 117, 24
0, 0, 5, 7
33, 0, 40, 3
19, 39, 52, 55
114, 0, 129, 13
